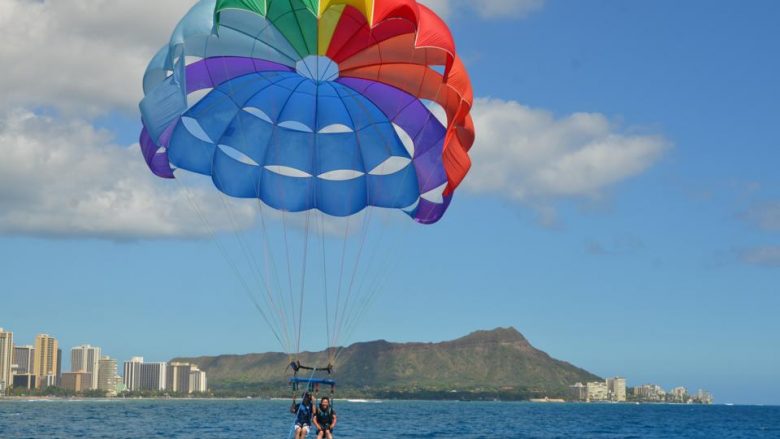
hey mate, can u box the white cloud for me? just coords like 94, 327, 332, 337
742, 202, 780, 232
421, 0, 545, 19
465, 98, 671, 202
0, 109, 255, 239
0, 0, 192, 114
740, 246, 780, 268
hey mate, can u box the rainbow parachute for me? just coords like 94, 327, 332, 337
140, 0, 474, 224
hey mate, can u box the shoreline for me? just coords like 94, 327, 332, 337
0, 396, 751, 406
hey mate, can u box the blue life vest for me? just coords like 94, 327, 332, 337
295, 402, 313, 425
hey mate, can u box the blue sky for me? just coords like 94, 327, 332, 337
1, 0, 778, 405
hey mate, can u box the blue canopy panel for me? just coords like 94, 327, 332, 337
290, 377, 337, 387
166, 71, 420, 217
140, 1, 301, 144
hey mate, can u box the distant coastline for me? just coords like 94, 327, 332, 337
0, 396, 747, 406
0, 328, 713, 404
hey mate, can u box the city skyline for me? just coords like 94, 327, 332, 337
0, 326, 208, 396
569, 378, 713, 404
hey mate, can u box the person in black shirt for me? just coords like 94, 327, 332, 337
313, 396, 338, 439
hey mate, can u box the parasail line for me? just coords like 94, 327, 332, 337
174, 177, 287, 352
216, 189, 293, 352
217, 59, 296, 352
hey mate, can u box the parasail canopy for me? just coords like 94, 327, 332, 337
139, 0, 475, 224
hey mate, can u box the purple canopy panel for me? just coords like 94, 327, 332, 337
337, 78, 417, 120
185, 57, 293, 93
338, 81, 446, 164
415, 195, 452, 225
139, 124, 176, 179
337, 77, 451, 223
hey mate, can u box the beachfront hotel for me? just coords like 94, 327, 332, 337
586, 381, 609, 401
122, 357, 168, 392
13, 345, 34, 375
97, 356, 120, 396
33, 334, 59, 389
71, 345, 102, 390
569, 378, 627, 402
140, 362, 168, 391
0, 328, 13, 393
167, 362, 192, 394
121, 358, 208, 394
61, 372, 93, 393
606, 377, 627, 402
12, 344, 36, 390
123, 357, 144, 391
189, 366, 208, 393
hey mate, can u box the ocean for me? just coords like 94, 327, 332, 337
0, 399, 778, 438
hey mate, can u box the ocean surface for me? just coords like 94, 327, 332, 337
1, 399, 778, 438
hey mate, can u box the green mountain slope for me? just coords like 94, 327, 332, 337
175, 328, 600, 400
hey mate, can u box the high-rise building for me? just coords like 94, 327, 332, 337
606, 377, 627, 402
586, 381, 609, 401
97, 356, 118, 396
671, 386, 688, 403
695, 389, 713, 405
71, 345, 101, 390
140, 362, 167, 391
568, 382, 587, 401
166, 362, 191, 394
61, 372, 93, 393
123, 359, 169, 392
634, 384, 666, 401
13, 346, 34, 375
33, 334, 59, 389
123, 357, 144, 391
0, 328, 13, 393
189, 366, 207, 394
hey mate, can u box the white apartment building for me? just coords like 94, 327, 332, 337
0, 328, 13, 393
634, 384, 666, 401
98, 356, 119, 396
606, 377, 627, 402
586, 381, 609, 401
189, 366, 208, 394
123, 357, 144, 391
671, 386, 688, 402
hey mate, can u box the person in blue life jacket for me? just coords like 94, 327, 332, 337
291, 392, 315, 439
313, 397, 338, 439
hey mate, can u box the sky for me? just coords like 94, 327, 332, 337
1, 0, 779, 405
